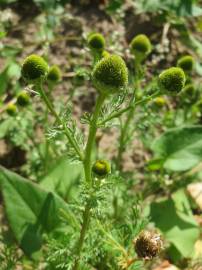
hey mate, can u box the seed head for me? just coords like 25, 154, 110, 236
6, 103, 17, 116
21, 54, 49, 81
92, 54, 128, 95
47, 65, 62, 83
130, 34, 151, 59
92, 160, 111, 177
177, 55, 194, 72
17, 90, 30, 107
134, 231, 163, 260
87, 33, 105, 52
158, 67, 185, 94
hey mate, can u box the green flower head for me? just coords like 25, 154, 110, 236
158, 67, 185, 95
177, 55, 194, 72
92, 54, 128, 94
101, 50, 110, 59
183, 84, 195, 96
6, 103, 17, 116
87, 32, 105, 52
22, 54, 49, 81
154, 97, 166, 107
92, 160, 111, 178
130, 34, 152, 59
47, 65, 62, 83
17, 90, 30, 107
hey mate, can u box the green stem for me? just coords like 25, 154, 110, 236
117, 105, 135, 169
72, 204, 91, 270
37, 81, 84, 161
72, 93, 106, 270
84, 94, 106, 185
117, 90, 161, 168
99, 90, 161, 126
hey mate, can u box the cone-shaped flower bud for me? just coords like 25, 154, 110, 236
17, 90, 30, 107
87, 33, 105, 52
92, 160, 111, 177
47, 65, 62, 83
177, 55, 194, 73
92, 55, 128, 95
22, 54, 49, 81
6, 103, 17, 116
130, 34, 152, 60
158, 67, 185, 95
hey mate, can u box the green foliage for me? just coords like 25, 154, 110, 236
1, 2, 202, 268
152, 126, 202, 171
136, 0, 202, 17
40, 157, 83, 199
149, 189, 200, 261
0, 166, 70, 256
92, 55, 128, 94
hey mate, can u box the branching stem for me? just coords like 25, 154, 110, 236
37, 81, 84, 161
73, 93, 106, 270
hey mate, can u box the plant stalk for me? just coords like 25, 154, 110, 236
73, 93, 105, 270
37, 81, 84, 161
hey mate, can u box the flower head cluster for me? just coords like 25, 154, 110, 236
158, 67, 185, 94
92, 54, 128, 95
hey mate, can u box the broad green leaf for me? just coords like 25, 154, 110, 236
40, 157, 83, 199
0, 166, 71, 255
151, 126, 202, 171
149, 189, 200, 260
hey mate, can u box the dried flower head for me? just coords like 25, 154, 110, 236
134, 231, 163, 260
177, 55, 194, 72
87, 33, 105, 52
47, 65, 62, 83
92, 54, 128, 95
158, 67, 185, 95
92, 160, 111, 177
17, 90, 30, 107
21, 54, 49, 81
